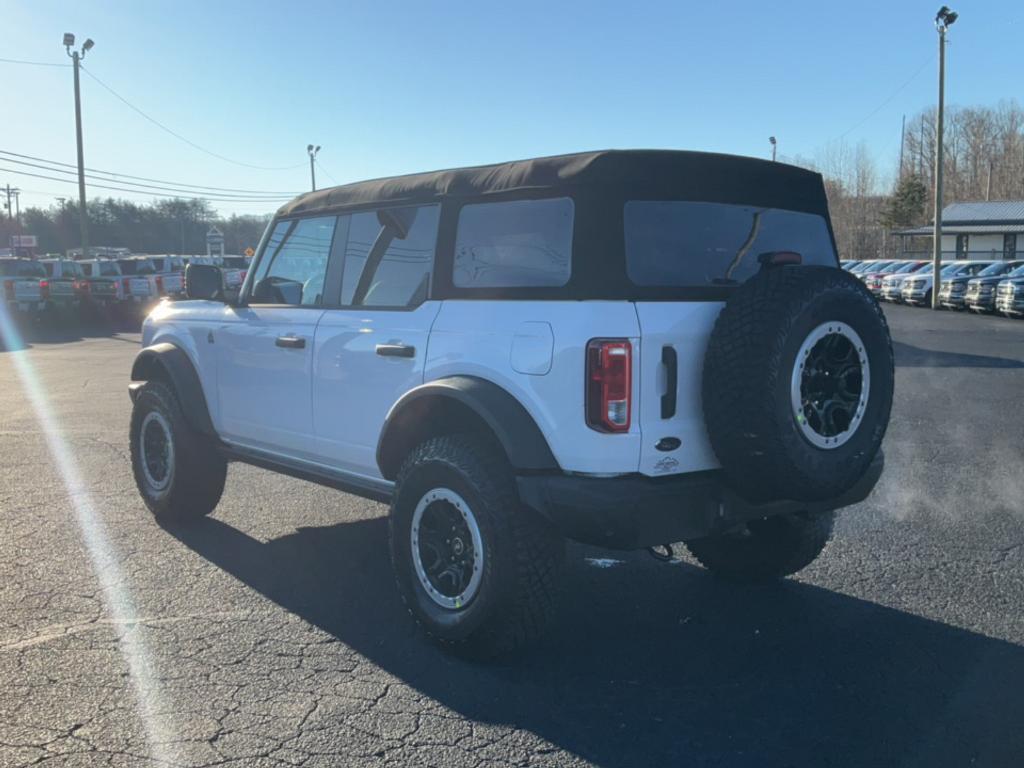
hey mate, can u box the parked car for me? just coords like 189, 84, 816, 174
902, 261, 994, 306
841, 260, 861, 271
39, 258, 88, 314
116, 258, 161, 310
962, 261, 1024, 313
149, 256, 186, 298
0, 257, 48, 317
221, 255, 251, 285
994, 265, 1024, 317
78, 258, 127, 310
862, 261, 906, 296
879, 261, 928, 302
128, 150, 893, 656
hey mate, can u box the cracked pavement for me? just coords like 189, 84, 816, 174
2, 305, 1024, 767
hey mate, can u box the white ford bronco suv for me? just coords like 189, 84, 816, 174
129, 150, 893, 656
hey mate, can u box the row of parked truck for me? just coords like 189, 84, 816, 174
843, 258, 1024, 316
0, 253, 251, 322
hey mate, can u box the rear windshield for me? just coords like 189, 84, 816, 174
118, 260, 156, 275
624, 202, 836, 287
0, 260, 46, 277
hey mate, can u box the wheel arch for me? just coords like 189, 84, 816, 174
377, 376, 560, 481
130, 342, 216, 438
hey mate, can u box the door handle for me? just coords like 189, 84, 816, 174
275, 335, 306, 349
376, 343, 415, 358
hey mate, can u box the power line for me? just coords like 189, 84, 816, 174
834, 56, 935, 142
0, 165, 290, 203
315, 159, 340, 186
0, 150, 301, 195
79, 64, 307, 172
0, 156, 294, 200
0, 57, 70, 67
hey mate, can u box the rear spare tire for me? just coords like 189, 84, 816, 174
702, 265, 893, 502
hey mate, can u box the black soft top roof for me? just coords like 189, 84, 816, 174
277, 149, 829, 218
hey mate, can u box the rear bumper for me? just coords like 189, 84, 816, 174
517, 452, 884, 550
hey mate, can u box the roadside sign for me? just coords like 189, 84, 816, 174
10, 235, 37, 248
244, 247, 254, 257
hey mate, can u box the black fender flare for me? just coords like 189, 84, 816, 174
376, 376, 560, 480
130, 342, 216, 438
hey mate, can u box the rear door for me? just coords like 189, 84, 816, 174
312, 205, 441, 476
625, 201, 839, 477
216, 216, 336, 458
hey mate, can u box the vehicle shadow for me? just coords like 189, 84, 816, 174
0, 314, 141, 351
170, 515, 1024, 767
893, 340, 1024, 368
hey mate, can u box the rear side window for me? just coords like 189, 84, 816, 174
339, 204, 439, 307
454, 197, 573, 288
624, 201, 836, 287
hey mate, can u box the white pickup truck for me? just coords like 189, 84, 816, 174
115, 258, 161, 310
0, 258, 48, 315
149, 256, 186, 298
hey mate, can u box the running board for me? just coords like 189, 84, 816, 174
220, 445, 394, 504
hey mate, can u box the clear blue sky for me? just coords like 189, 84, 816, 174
2, 0, 1020, 216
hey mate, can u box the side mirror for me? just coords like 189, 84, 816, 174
185, 263, 224, 301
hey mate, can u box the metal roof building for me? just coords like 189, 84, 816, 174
895, 200, 1024, 260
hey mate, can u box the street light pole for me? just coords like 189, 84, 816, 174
307, 144, 321, 191
65, 33, 94, 258
931, 7, 957, 310
769, 136, 777, 162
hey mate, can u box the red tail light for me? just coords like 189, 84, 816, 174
156, 275, 164, 293
39, 280, 50, 299
586, 339, 632, 433
3, 280, 14, 300
122, 277, 130, 294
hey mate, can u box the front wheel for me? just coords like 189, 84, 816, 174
130, 380, 226, 525
389, 434, 563, 657
683, 511, 835, 582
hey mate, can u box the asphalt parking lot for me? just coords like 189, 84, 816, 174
2, 304, 1023, 768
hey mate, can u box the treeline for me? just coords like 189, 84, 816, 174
0, 197, 270, 256
789, 100, 1024, 260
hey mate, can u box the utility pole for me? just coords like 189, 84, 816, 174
13, 189, 20, 225
307, 144, 321, 191
986, 158, 993, 201
3, 184, 16, 221
932, 7, 958, 310
769, 136, 777, 162
65, 33, 94, 259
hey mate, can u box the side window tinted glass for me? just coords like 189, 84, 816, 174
454, 197, 573, 288
624, 202, 836, 287
339, 205, 439, 307
251, 217, 336, 306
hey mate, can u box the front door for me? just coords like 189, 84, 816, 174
312, 204, 441, 477
216, 216, 336, 458
1005, 234, 1017, 261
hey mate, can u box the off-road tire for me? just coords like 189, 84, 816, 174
684, 511, 835, 582
130, 379, 226, 525
702, 265, 894, 503
389, 434, 564, 657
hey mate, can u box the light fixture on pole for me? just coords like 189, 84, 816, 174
307, 144, 321, 191
64, 32, 94, 259
769, 136, 777, 162
930, 6, 957, 309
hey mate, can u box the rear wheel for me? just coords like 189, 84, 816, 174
389, 434, 563, 657
684, 511, 835, 582
130, 380, 226, 525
